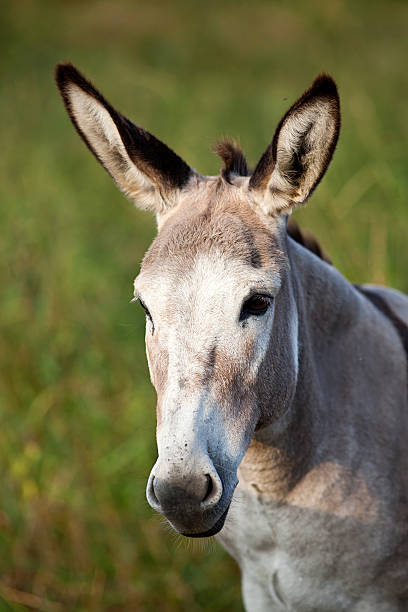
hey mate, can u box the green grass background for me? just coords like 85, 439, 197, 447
1, 0, 407, 610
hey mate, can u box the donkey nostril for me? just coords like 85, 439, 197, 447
147, 474, 160, 507
203, 474, 213, 502
200, 472, 223, 508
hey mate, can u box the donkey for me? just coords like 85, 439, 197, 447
56, 64, 408, 611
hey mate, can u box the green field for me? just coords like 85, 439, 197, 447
1, 0, 407, 610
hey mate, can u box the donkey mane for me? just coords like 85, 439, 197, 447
214, 139, 250, 180
287, 218, 332, 265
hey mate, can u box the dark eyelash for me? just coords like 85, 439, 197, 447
135, 298, 153, 330
140, 300, 152, 320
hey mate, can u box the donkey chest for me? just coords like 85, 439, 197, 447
217, 485, 403, 611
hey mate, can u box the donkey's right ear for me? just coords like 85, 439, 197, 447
55, 63, 197, 216
248, 74, 340, 217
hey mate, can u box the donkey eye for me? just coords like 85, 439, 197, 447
240, 295, 271, 320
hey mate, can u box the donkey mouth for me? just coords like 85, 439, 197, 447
181, 503, 231, 538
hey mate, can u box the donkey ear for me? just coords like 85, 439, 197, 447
249, 74, 340, 216
55, 63, 196, 215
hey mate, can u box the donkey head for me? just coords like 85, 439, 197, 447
56, 64, 340, 537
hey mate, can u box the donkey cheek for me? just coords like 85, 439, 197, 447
148, 347, 169, 395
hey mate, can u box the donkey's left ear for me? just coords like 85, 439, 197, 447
249, 74, 340, 216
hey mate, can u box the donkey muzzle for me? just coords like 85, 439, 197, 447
146, 460, 233, 536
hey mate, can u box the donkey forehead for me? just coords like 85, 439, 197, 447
136, 255, 281, 322
137, 179, 287, 291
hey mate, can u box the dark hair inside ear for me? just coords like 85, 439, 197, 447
213, 139, 250, 182
282, 122, 313, 189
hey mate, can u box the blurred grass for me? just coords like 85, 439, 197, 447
0, 0, 407, 610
